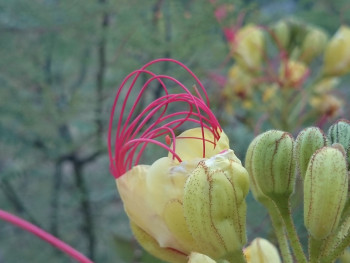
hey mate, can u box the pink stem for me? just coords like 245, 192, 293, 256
0, 209, 94, 263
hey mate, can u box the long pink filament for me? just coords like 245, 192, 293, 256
108, 58, 222, 178
0, 209, 93, 263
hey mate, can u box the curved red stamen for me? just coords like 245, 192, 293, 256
0, 209, 93, 263
108, 58, 222, 178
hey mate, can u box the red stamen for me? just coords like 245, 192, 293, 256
0, 209, 93, 263
108, 58, 222, 178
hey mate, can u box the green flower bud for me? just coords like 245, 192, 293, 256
328, 119, 350, 166
294, 127, 327, 179
272, 20, 290, 49
304, 147, 348, 240
183, 150, 249, 261
300, 27, 328, 63
245, 130, 296, 202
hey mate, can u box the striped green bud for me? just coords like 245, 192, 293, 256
245, 130, 296, 202
294, 127, 327, 179
328, 119, 350, 166
183, 150, 249, 261
304, 147, 348, 240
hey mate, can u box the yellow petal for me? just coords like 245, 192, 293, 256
245, 238, 281, 263
188, 252, 216, 263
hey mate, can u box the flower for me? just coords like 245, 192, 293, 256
108, 59, 249, 263
279, 60, 309, 88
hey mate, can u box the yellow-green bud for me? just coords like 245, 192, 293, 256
328, 119, 350, 166
294, 127, 328, 179
304, 147, 348, 240
245, 130, 296, 202
244, 238, 282, 263
188, 252, 216, 263
183, 150, 249, 261
272, 20, 290, 49
300, 27, 328, 63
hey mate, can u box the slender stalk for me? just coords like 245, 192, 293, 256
0, 209, 93, 263
309, 236, 323, 263
265, 201, 293, 263
275, 198, 308, 263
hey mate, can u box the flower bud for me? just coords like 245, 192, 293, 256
300, 27, 328, 63
310, 94, 343, 118
279, 60, 308, 88
183, 150, 249, 260
188, 252, 216, 263
327, 119, 350, 165
245, 130, 296, 202
244, 238, 281, 263
232, 24, 265, 72
294, 127, 327, 179
323, 25, 350, 76
272, 20, 290, 49
304, 147, 348, 240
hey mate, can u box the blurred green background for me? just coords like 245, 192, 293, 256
0, 0, 349, 262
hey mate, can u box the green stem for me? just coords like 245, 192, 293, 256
225, 249, 247, 263
275, 198, 308, 263
321, 231, 350, 263
309, 236, 323, 263
265, 201, 293, 263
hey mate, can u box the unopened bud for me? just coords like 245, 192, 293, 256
294, 127, 327, 179
183, 150, 249, 260
328, 119, 350, 166
272, 20, 290, 49
188, 252, 216, 263
245, 130, 296, 202
300, 27, 328, 63
304, 147, 348, 240
244, 238, 281, 263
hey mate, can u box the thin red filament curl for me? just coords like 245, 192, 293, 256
108, 58, 222, 178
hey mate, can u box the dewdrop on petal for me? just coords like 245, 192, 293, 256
294, 127, 327, 179
108, 59, 248, 263
304, 147, 348, 240
244, 238, 281, 263
245, 130, 296, 203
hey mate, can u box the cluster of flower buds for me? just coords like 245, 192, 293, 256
246, 119, 350, 263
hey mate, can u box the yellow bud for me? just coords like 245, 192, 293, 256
188, 252, 216, 263
300, 27, 328, 63
294, 127, 328, 179
244, 238, 281, 263
304, 147, 348, 240
310, 94, 343, 118
226, 65, 253, 100
183, 149, 249, 260
323, 25, 350, 76
245, 130, 296, 202
313, 77, 340, 94
233, 24, 265, 72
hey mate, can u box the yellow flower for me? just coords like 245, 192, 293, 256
280, 60, 309, 88
244, 238, 281, 263
262, 84, 278, 102
226, 65, 253, 99
232, 25, 265, 72
117, 128, 250, 262
310, 94, 343, 117
187, 252, 217, 263
323, 25, 350, 76
110, 59, 250, 263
